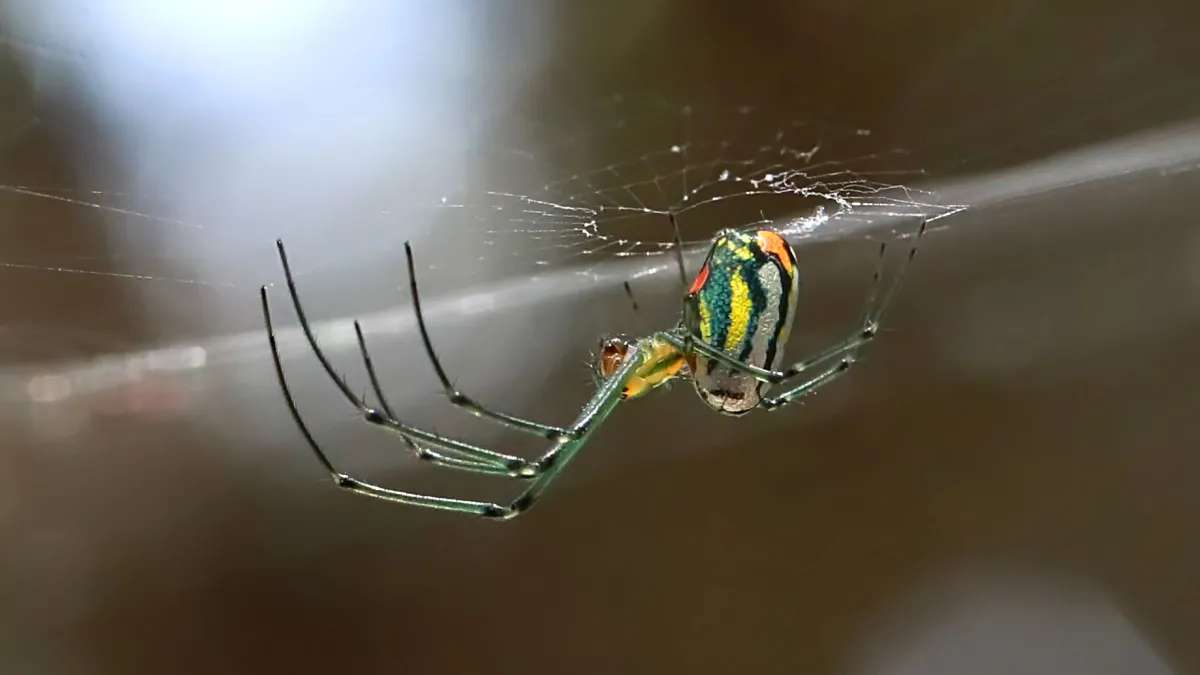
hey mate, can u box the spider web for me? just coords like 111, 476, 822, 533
0, 80, 968, 301
3, 14, 1192, 352
0, 73, 969, 423
437, 97, 965, 274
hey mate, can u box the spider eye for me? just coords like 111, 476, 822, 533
595, 336, 631, 378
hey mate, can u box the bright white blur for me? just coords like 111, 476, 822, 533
0, 0, 557, 301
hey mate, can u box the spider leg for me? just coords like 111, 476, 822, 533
404, 243, 577, 441
270, 240, 532, 477
787, 217, 927, 376
352, 320, 512, 475
264, 285, 512, 516
264, 278, 646, 519
487, 335, 648, 517
669, 331, 862, 384
759, 358, 853, 410
758, 217, 930, 410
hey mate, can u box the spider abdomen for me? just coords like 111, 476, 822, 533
685, 229, 800, 415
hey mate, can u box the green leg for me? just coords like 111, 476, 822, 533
353, 320, 530, 476
264, 277, 644, 519
488, 339, 644, 517
759, 356, 854, 410
683, 331, 874, 384
403, 242, 577, 441
264, 285, 511, 516
762, 218, 929, 409
665, 330, 872, 411
658, 331, 844, 384
272, 239, 530, 476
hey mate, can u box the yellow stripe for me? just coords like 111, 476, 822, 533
724, 269, 751, 352
723, 239, 753, 259
698, 295, 712, 343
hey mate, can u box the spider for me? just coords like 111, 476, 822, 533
261, 214, 927, 520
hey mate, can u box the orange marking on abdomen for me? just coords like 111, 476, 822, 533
755, 230, 794, 274
687, 263, 710, 295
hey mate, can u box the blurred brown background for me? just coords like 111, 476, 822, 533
3, 0, 1200, 673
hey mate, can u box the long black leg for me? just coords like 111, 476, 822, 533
353, 320, 514, 474
270, 239, 531, 476
263, 279, 647, 519
404, 243, 576, 441
263, 283, 516, 516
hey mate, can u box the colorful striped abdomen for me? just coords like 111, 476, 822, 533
684, 228, 800, 415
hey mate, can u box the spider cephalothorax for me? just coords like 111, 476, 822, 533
593, 334, 687, 400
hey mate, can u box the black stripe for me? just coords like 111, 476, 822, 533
738, 256, 769, 363
762, 252, 796, 371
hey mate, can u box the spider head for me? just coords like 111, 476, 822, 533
593, 335, 634, 381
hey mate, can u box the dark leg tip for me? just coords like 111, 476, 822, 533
511, 493, 535, 514
482, 505, 512, 519
509, 459, 535, 476
537, 453, 559, 472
